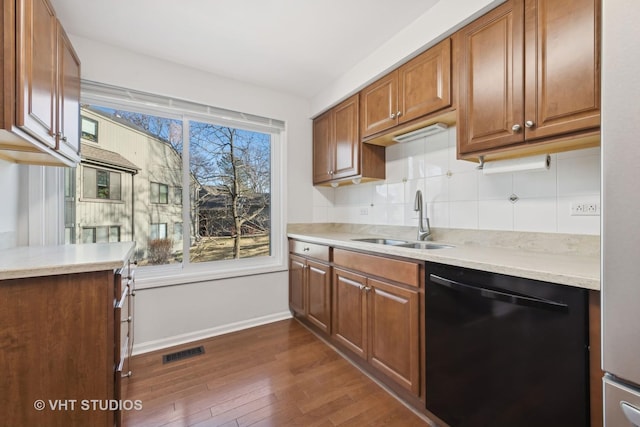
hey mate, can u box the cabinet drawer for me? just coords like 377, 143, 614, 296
333, 248, 420, 288
289, 240, 330, 262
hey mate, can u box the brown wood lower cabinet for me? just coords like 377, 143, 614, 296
288, 241, 423, 400
0, 261, 134, 427
332, 267, 420, 395
288, 241, 331, 334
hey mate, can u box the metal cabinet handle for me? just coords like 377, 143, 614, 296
122, 316, 132, 323
622, 402, 640, 425
512, 124, 522, 132
396, 111, 402, 117
303, 247, 310, 252
390, 113, 396, 119
364, 286, 372, 292
115, 285, 129, 309
525, 120, 535, 128
121, 371, 132, 378
359, 284, 365, 290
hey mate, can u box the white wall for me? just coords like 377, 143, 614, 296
314, 127, 601, 236
67, 35, 313, 351
0, 159, 19, 249
310, 0, 504, 116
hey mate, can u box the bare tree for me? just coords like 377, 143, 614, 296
190, 124, 270, 259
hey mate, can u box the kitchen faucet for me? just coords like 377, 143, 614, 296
414, 189, 431, 241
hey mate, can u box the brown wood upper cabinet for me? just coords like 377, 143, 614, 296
0, 0, 81, 166
360, 38, 452, 139
313, 93, 385, 185
457, 0, 600, 157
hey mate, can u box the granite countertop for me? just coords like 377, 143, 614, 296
0, 242, 136, 280
288, 224, 600, 291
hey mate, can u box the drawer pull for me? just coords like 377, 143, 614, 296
115, 285, 129, 309
121, 316, 132, 323
121, 371, 132, 378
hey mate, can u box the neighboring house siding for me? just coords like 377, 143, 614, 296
74, 108, 184, 258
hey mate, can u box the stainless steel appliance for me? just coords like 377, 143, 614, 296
425, 262, 589, 427
601, 1, 640, 425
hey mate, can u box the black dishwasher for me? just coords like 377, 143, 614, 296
425, 262, 589, 427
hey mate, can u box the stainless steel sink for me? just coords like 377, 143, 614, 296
351, 238, 408, 245
351, 238, 454, 250
395, 242, 454, 250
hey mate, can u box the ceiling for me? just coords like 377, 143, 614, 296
50, 0, 440, 99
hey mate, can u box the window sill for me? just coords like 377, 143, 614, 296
134, 256, 287, 290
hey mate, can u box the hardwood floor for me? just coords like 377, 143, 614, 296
124, 319, 429, 427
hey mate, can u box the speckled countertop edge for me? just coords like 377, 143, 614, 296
287, 226, 600, 291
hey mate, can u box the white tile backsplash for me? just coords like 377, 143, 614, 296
312, 126, 601, 235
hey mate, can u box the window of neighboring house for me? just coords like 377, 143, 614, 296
81, 226, 120, 243
64, 168, 76, 244
81, 116, 98, 142
73, 82, 286, 287
150, 223, 168, 240
83, 167, 121, 200
150, 182, 169, 204
174, 222, 183, 242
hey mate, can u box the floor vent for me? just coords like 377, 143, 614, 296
162, 346, 205, 364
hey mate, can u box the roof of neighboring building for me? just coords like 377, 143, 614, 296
81, 143, 140, 174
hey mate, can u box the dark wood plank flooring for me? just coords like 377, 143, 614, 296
124, 319, 429, 426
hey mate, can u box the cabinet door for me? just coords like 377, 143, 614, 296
457, 0, 525, 155
289, 255, 306, 316
306, 259, 331, 334
56, 23, 81, 158
16, 0, 57, 148
368, 278, 420, 394
312, 110, 333, 184
361, 71, 398, 138
332, 267, 368, 359
399, 38, 452, 124
331, 94, 360, 181
523, 0, 600, 140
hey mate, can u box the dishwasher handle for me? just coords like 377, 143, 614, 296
429, 274, 569, 313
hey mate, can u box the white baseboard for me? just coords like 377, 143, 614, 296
132, 311, 293, 355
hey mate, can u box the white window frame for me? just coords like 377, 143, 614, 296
80, 81, 287, 289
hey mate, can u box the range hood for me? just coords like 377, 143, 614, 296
392, 122, 448, 143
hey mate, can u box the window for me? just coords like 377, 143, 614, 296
150, 223, 168, 240
151, 182, 169, 204
83, 167, 121, 200
81, 116, 98, 142
64, 168, 76, 244
72, 81, 285, 286
81, 226, 120, 243
174, 222, 183, 242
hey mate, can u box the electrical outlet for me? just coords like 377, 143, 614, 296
360, 208, 368, 215
570, 202, 600, 216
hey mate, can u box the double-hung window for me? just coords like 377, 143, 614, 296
150, 182, 169, 204
83, 167, 121, 200
72, 81, 286, 287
